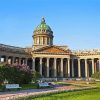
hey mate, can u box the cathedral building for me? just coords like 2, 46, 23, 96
0, 18, 100, 79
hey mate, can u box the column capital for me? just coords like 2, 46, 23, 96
78, 58, 80, 61
32, 57, 36, 59
84, 58, 88, 61
67, 58, 70, 60
61, 58, 64, 60
47, 58, 50, 60
40, 57, 43, 60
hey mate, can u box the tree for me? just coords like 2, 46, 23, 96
91, 72, 100, 79
0, 63, 33, 84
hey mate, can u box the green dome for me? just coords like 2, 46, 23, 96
34, 17, 52, 32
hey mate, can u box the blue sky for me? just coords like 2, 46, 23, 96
0, 0, 100, 50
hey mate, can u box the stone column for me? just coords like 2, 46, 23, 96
72, 59, 74, 77
12, 57, 15, 64
38, 37, 39, 44
85, 59, 88, 78
94, 62, 97, 73
61, 58, 63, 77
98, 59, 100, 72
54, 58, 57, 77
91, 59, 94, 74
32, 58, 35, 71
67, 58, 70, 77
19, 58, 21, 65
42, 37, 44, 45
78, 59, 81, 78
6, 56, 8, 63
8, 58, 11, 64
47, 58, 49, 77
40, 58, 42, 76
0, 55, 1, 62
49, 38, 51, 45
25, 58, 28, 65
45, 37, 47, 45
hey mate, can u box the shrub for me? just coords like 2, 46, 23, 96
0, 65, 5, 83
32, 71, 41, 82
91, 72, 100, 79
0, 63, 33, 84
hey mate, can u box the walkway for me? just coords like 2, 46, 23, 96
0, 84, 95, 100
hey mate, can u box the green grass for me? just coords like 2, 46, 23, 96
17, 88, 100, 100
91, 82, 100, 86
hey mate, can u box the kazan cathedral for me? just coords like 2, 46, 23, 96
0, 18, 100, 80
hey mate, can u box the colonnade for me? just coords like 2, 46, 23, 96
0, 55, 100, 78
0, 55, 28, 65
32, 57, 100, 78
32, 58, 70, 78
71, 58, 100, 78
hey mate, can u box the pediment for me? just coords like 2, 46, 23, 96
33, 46, 71, 54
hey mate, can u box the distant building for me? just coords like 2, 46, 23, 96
0, 18, 100, 79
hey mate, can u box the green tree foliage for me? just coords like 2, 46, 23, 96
0, 63, 33, 84
32, 71, 41, 82
91, 72, 100, 79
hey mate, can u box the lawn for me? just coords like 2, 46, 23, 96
17, 88, 100, 100
90, 81, 100, 86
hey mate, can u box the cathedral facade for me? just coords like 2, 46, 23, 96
0, 18, 100, 79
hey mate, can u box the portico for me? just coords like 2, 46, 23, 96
31, 55, 100, 78
32, 57, 70, 78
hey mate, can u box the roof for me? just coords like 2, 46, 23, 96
33, 45, 71, 55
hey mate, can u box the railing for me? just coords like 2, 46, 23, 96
72, 48, 100, 55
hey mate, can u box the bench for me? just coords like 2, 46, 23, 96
5, 84, 22, 90
38, 82, 49, 87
